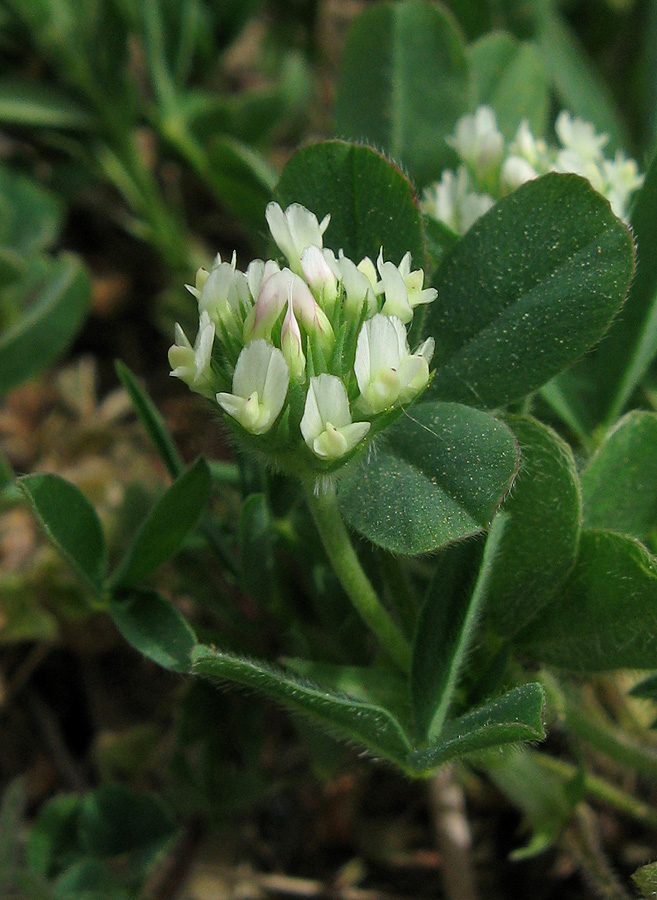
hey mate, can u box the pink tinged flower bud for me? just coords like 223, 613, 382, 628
300, 374, 370, 460
169, 312, 216, 398
245, 258, 280, 301
216, 340, 290, 435
281, 294, 306, 380
248, 268, 334, 350
354, 315, 434, 414
300, 245, 338, 312
265, 201, 330, 275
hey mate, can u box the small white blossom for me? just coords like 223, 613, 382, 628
377, 252, 437, 324
266, 202, 330, 275
332, 250, 378, 317
421, 167, 494, 234
169, 312, 216, 398
300, 374, 370, 460
300, 245, 338, 312
603, 151, 644, 220
448, 106, 504, 180
354, 314, 434, 414
281, 295, 306, 380
246, 268, 334, 351
501, 156, 538, 192
245, 258, 279, 301
198, 258, 251, 335
555, 111, 608, 161
217, 340, 289, 435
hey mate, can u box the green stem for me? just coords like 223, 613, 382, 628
543, 674, 657, 781
304, 485, 412, 673
532, 752, 657, 830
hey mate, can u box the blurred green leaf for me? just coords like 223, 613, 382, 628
110, 456, 211, 588
204, 136, 276, 235
516, 530, 657, 671
0, 79, 94, 130
27, 794, 82, 878
411, 515, 507, 743
0, 166, 64, 255
0, 255, 90, 395
239, 493, 275, 603
581, 412, 657, 541
334, 0, 469, 187
18, 473, 106, 593
338, 402, 518, 555
469, 32, 548, 138
110, 588, 197, 672
424, 174, 635, 408
277, 140, 427, 274
485, 416, 582, 637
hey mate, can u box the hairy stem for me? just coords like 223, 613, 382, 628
304, 485, 411, 672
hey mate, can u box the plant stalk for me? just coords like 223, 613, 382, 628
304, 485, 412, 672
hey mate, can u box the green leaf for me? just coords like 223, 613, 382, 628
0, 779, 24, 887
204, 137, 276, 236
406, 683, 545, 775
109, 588, 197, 672
78, 784, 176, 865
483, 749, 578, 860
191, 644, 412, 766
585, 147, 657, 425
0, 166, 64, 255
0, 78, 94, 131
516, 530, 657, 671
338, 402, 518, 555
411, 515, 507, 743
469, 32, 548, 138
485, 416, 582, 637
26, 795, 82, 879
532, 2, 627, 152
424, 174, 635, 408
283, 659, 412, 732
18, 474, 106, 593
110, 457, 211, 588
581, 412, 657, 542
239, 493, 275, 603
276, 141, 426, 270
0, 255, 91, 395
334, 0, 469, 187
115, 361, 184, 478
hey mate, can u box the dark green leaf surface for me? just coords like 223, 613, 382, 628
407, 683, 545, 775
411, 514, 507, 743
110, 589, 197, 672
469, 32, 548, 138
424, 174, 635, 408
276, 141, 426, 269
18, 474, 105, 592
239, 494, 275, 603
192, 644, 412, 766
334, 0, 469, 187
338, 402, 518, 555
485, 416, 582, 636
581, 412, 657, 541
0, 255, 90, 395
516, 530, 657, 671
110, 457, 211, 588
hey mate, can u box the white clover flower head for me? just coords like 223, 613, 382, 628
354, 314, 434, 414
301, 374, 370, 460
603, 151, 644, 220
173, 201, 438, 476
216, 340, 290, 435
168, 312, 216, 398
266, 201, 330, 275
421, 166, 494, 235
448, 106, 504, 179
